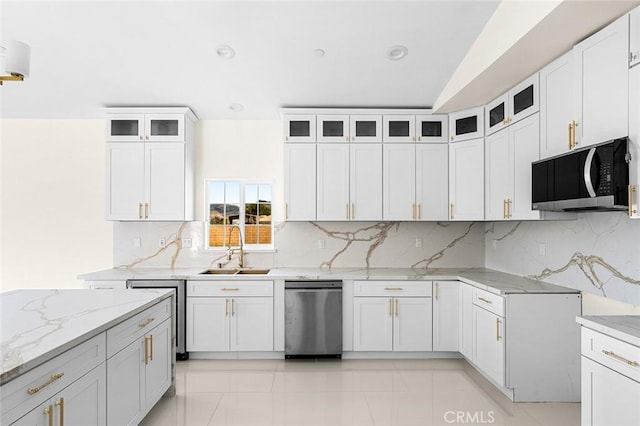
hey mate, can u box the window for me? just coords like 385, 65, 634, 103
206, 180, 273, 250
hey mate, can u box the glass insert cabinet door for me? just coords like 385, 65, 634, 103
416, 115, 448, 143
449, 107, 484, 143
350, 115, 382, 142
383, 115, 416, 142
317, 115, 349, 142
107, 114, 145, 141
509, 73, 539, 123
283, 115, 317, 143
144, 114, 185, 142
485, 95, 508, 136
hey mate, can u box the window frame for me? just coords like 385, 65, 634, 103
204, 179, 274, 251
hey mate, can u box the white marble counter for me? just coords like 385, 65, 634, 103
0, 289, 174, 385
576, 315, 640, 348
78, 267, 579, 295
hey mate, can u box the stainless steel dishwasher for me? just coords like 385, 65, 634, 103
284, 280, 342, 358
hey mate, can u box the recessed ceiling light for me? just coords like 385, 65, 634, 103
229, 103, 244, 112
388, 45, 408, 61
313, 48, 325, 58
216, 45, 235, 59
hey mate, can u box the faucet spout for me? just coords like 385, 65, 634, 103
227, 225, 244, 268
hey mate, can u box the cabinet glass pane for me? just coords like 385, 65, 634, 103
421, 121, 442, 137
489, 103, 505, 128
513, 85, 534, 115
289, 121, 310, 137
111, 120, 139, 136
322, 121, 344, 137
150, 119, 179, 136
355, 121, 377, 137
389, 121, 410, 137
455, 116, 478, 135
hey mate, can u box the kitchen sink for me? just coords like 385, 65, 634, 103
235, 269, 270, 275
199, 269, 239, 275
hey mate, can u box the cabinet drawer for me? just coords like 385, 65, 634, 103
353, 281, 432, 297
106, 298, 171, 358
1, 333, 105, 425
187, 281, 274, 297
472, 288, 504, 317
582, 328, 640, 383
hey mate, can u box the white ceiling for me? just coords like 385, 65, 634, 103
1, 0, 500, 120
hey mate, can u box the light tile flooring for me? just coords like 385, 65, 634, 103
140, 359, 579, 426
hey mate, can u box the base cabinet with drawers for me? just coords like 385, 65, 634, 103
353, 281, 432, 352
186, 281, 274, 352
578, 318, 640, 426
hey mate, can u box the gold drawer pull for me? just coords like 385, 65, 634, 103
602, 350, 639, 367
478, 297, 492, 304
629, 185, 637, 217
395, 298, 399, 317
150, 334, 154, 361
27, 372, 64, 395
138, 317, 155, 328
221, 288, 240, 291
385, 287, 404, 291
496, 318, 502, 341
388, 298, 393, 316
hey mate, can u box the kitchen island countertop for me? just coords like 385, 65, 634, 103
78, 267, 580, 295
0, 288, 174, 385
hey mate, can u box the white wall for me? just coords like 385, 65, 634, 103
1, 119, 113, 291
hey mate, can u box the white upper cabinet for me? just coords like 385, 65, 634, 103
540, 51, 574, 159
449, 138, 484, 220
383, 115, 416, 142
317, 115, 350, 142
317, 144, 350, 220
107, 112, 187, 142
350, 115, 383, 142
573, 14, 629, 148
630, 6, 640, 68
284, 115, 316, 143
383, 144, 416, 220
284, 144, 316, 221
449, 107, 484, 142
485, 74, 539, 136
416, 115, 448, 143
107, 114, 145, 142
416, 144, 449, 220
350, 144, 383, 220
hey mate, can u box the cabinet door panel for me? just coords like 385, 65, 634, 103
350, 115, 382, 142
284, 144, 316, 220
317, 144, 350, 220
284, 115, 316, 143
317, 115, 349, 142
416, 115, 448, 143
383, 144, 416, 220
485, 129, 512, 221
383, 115, 416, 142
145, 319, 172, 407
416, 144, 448, 220
433, 282, 459, 352
540, 51, 574, 158
510, 73, 539, 124
106, 143, 145, 220
186, 298, 229, 351
145, 143, 185, 220
574, 15, 629, 148
59, 363, 106, 426
350, 144, 382, 220
582, 356, 640, 426
459, 283, 473, 359
393, 298, 432, 352
631, 6, 640, 68
145, 114, 184, 142
473, 306, 505, 386
449, 138, 484, 220
353, 298, 393, 351
449, 107, 484, 142
230, 297, 274, 351
485, 95, 508, 136
107, 114, 144, 141
107, 337, 145, 426
511, 114, 540, 220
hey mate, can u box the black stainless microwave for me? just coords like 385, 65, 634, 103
532, 138, 630, 212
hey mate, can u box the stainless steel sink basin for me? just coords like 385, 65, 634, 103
199, 269, 239, 275
235, 269, 270, 275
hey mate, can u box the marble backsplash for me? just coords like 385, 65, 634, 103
114, 221, 485, 270
485, 212, 640, 305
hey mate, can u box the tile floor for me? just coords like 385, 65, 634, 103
140, 359, 580, 426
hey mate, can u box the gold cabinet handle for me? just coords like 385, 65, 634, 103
450, 135, 454, 141
507, 199, 512, 219
417, 136, 422, 142
27, 372, 64, 395
285, 203, 289, 220
568, 122, 573, 149
138, 317, 155, 328
629, 185, 637, 217
478, 297, 492, 304
44, 405, 53, 426
412, 204, 416, 219
346, 204, 350, 220
225, 298, 229, 317
395, 298, 399, 317
602, 350, 639, 367
150, 334, 153, 361
434, 282, 438, 300
231, 299, 235, 316
139, 135, 144, 141
388, 298, 393, 316
138, 203, 143, 220
385, 287, 404, 291
418, 204, 421, 220
144, 203, 149, 219
503, 199, 507, 219
145, 135, 149, 140
286, 136, 289, 142
221, 288, 239, 291
351, 203, 355, 220
496, 318, 501, 341
450, 203, 454, 220
144, 336, 149, 365
55, 397, 64, 426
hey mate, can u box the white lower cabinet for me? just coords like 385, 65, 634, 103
432, 281, 459, 352
186, 281, 274, 352
352, 281, 432, 352
472, 304, 505, 386
458, 282, 473, 359
14, 364, 106, 426
107, 318, 172, 426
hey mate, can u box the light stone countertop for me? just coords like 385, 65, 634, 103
0, 289, 174, 385
576, 315, 640, 348
78, 267, 580, 295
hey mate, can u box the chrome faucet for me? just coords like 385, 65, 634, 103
227, 225, 244, 268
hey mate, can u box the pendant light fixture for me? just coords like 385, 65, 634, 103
0, 40, 30, 85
